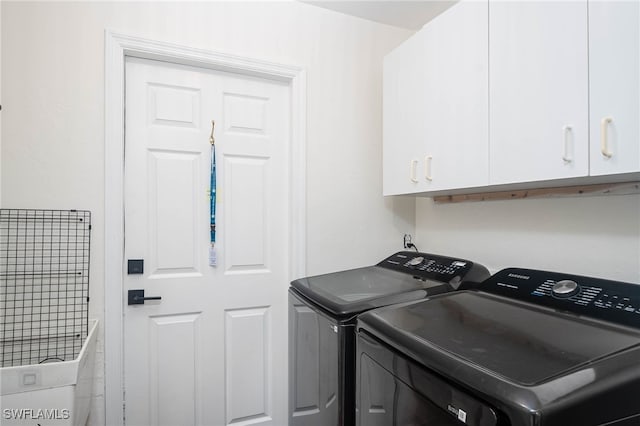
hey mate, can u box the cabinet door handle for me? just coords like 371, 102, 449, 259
601, 116, 613, 158
410, 159, 419, 183
425, 155, 433, 181
562, 125, 572, 163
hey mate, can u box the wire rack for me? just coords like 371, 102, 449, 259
0, 209, 91, 367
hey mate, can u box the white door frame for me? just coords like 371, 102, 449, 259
104, 29, 306, 426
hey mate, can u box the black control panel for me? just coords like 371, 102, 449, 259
480, 268, 640, 329
377, 251, 490, 287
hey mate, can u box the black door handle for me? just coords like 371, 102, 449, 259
128, 289, 162, 305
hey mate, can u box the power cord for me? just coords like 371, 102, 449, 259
403, 234, 420, 253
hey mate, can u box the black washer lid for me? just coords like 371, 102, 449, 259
290, 266, 449, 318
359, 291, 640, 385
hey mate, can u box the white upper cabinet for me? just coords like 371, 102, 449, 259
489, 1, 589, 185
420, 0, 489, 192
588, 1, 640, 176
383, 0, 638, 196
383, 0, 488, 195
383, 30, 428, 196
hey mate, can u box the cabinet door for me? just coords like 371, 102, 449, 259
383, 0, 488, 195
383, 32, 428, 196
421, 0, 489, 192
589, 1, 640, 176
489, 1, 589, 185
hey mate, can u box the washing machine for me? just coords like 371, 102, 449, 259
357, 267, 640, 425
288, 251, 490, 426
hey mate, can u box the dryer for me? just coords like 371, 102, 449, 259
289, 251, 490, 426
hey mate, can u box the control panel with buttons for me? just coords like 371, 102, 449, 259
481, 268, 640, 329
377, 251, 490, 288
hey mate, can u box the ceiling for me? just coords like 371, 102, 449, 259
300, 1, 458, 31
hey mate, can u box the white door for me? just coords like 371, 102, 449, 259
123, 57, 290, 426
489, 0, 589, 185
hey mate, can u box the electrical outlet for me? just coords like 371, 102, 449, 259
403, 234, 413, 249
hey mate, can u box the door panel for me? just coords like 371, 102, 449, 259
149, 313, 201, 426
224, 155, 269, 273
149, 83, 201, 127
225, 307, 271, 424
421, 0, 488, 191
148, 150, 201, 276
382, 31, 427, 195
224, 93, 269, 135
489, 0, 589, 184
124, 57, 289, 426
588, 0, 640, 176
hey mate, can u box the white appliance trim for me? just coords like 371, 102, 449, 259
104, 29, 307, 426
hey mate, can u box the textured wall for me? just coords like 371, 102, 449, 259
1, 2, 414, 423
416, 194, 640, 282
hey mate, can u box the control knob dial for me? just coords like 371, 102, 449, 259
552, 280, 580, 298
408, 256, 424, 266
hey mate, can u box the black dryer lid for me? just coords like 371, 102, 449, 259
290, 266, 449, 318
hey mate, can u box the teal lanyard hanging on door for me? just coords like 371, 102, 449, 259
209, 120, 217, 267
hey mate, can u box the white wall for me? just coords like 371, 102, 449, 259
0, 0, 2, 205
415, 194, 640, 283
1, 2, 414, 424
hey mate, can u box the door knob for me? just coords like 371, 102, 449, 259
128, 289, 162, 305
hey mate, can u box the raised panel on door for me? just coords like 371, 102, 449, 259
147, 149, 202, 277
225, 307, 272, 425
149, 313, 202, 426
589, 0, 640, 176
489, 0, 589, 185
383, 31, 427, 196
223, 155, 270, 274
148, 82, 201, 129
420, 0, 488, 191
